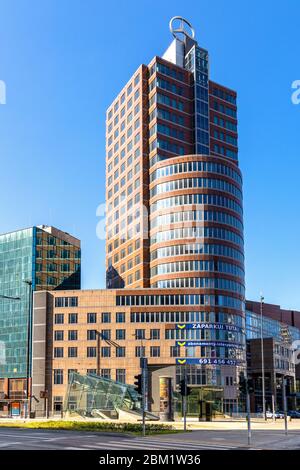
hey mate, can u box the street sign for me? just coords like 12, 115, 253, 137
176, 358, 244, 366
175, 323, 244, 333
176, 340, 244, 349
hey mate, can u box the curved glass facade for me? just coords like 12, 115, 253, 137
151, 193, 243, 216
148, 155, 245, 378
151, 177, 242, 199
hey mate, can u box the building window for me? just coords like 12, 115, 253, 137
87, 369, 97, 376
150, 329, 160, 340
101, 347, 111, 358
68, 369, 77, 383
68, 347, 78, 358
87, 347, 97, 358
135, 346, 145, 358
116, 369, 126, 383
116, 347, 126, 358
55, 297, 78, 308
68, 313, 78, 324
87, 312, 97, 323
150, 346, 160, 357
116, 329, 126, 340
54, 330, 64, 341
101, 329, 111, 341
170, 346, 179, 358
87, 330, 97, 341
101, 369, 111, 379
135, 329, 145, 340
116, 312, 125, 323
53, 369, 63, 385
68, 330, 78, 341
55, 314, 64, 324
54, 347, 64, 358
53, 396, 63, 412
102, 312, 111, 323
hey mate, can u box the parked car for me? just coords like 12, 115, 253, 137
274, 411, 285, 419
287, 410, 300, 419
265, 410, 284, 419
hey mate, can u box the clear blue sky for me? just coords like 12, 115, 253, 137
0, 0, 299, 309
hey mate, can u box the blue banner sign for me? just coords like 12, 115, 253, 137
176, 340, 244, 349
176, 358, 243, 366
175, 323, 243, 333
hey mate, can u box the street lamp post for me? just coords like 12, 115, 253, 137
283, 376, 288, 435
23, 280, 33, 419
0, 295, 21, 301
260, 294, 266, 420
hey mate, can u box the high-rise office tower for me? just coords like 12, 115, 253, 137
105, 19, 244, 411
105, 17, 243, 299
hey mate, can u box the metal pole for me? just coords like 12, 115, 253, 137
45, 396, 49, 419
24, 280, 33, 418
142, 360, 146, 437
246, 390, 252, 446
283, 377, 288, 435
260, 295, 266, 420
183, 366, 187, 432
96, 331, 101, 376
272, 394, 275, 422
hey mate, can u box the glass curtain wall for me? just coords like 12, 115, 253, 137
0, 228, 33, 378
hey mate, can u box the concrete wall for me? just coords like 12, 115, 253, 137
31, 291, 48, 416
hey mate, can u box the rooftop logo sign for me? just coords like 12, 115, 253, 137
169, 16, 195, 41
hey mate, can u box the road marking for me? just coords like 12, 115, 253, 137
81, 439, 235, 450
130, 437, 236, 449
0, 433, 51, 440
64, 447, 89, 450
0, 442, 22, 448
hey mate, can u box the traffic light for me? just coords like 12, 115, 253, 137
247, 378, 254, 394
239, 372, 247, 396
179, 379, 191, 397
286, 380, 292, 397
179, 379, 186, 396
133, 374, 142, 394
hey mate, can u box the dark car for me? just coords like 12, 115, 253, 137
287, 410, 300, 418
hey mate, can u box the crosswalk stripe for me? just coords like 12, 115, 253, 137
121, 438, 236, 449
82, 442, 181, 450
81, 439, 235, 450
82, 442, 220, 450
65, 447, 89, 450
0, 442, 22, 448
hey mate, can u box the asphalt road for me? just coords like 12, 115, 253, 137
0, 427, 300, 450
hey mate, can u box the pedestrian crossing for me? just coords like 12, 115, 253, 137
66, 437, 237, 450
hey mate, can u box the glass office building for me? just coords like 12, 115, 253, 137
0, 225, 81, 416
246, 310, 300, 343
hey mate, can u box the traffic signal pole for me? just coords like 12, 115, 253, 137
239, 372, 252, 446
183, 366, 187, 432
142, 365, 146, 437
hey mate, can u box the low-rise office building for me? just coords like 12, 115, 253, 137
32, 288, 245, 418
27, 292, 300, 419
246, 301, 300, 412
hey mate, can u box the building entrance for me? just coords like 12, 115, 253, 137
185, 387, 223, 420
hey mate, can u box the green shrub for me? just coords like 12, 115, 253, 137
0, 420, 179, 435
